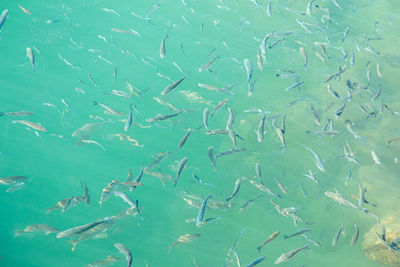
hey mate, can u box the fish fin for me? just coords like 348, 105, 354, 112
68, 240, 78, 252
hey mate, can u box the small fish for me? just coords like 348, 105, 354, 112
332, 222, 344, 247
309, 103, 321, 126
196, 195, 212, 227
0, 9, 9, 30
371, 150, 381, 165
12, 120, 47, 132
239, 195, 263, 213
203, 108, 210, 131
174, 157, 188, 186
256, 113, 266, 143
257, 50, 264, 71
285, 81, 304, 92
178, 129, 192, 150
56, 217, 113, 239
306, 0, 315, 16
146, 112, 180, 123
299, 47, 308, 67
226, 178, 241, 201
168, 234, 201, 253
124, 105, 133, 132
14, 224, 59, 236
114, 243, 133, 267
160, 33, 169, 59
244, 59, 253, 94
199, 55, 219, 72
85, 255, 122, 267
284, 228, 311, 239
257, 231, 280, 252
266, 0, 272, 16
345, 169, 352, 186
274, 243, 309, 264
246, 256, 265, 267
226, 107, 235, 130
113, 191, 137, 208
350, 223, 359, 246
211, 98, 229, 117
26, 47, 35, 70
274, 177, 288, 195
161, 75, 186, 95
304, 146, 325, 172
208, 146, 217, 171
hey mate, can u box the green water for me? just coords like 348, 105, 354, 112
1, 0, 400, 266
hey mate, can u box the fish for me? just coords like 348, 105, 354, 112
325, 190, 358, 209
244, 59, 253, 95
12, 120, 47, 132
26, 47, 35, 70
93, 101, 124, 116
178, 129, 192, 149
309, 103, 321, 126
196, 195, 211, 227
274, 243, 309, 264
211, 98, 229, 117
371, 150, 381, 164
203, 108, 210, 131
239, 195, 263, 213
306, 0, 315, 16
174, 157, 188, 186
273, 177, 288, 195
255, 163, 262, 181
161, 76, 186, 95
285, 81, 304, 92
208, 146, 217, 171
246, 256, 265, 267
226, 107, 235, 130
0, 111, 33, 116
266, 0, 272, 16
256, 113, 266, 143
160, 33, 168, 59
85, 255, 122, 267
113, 191, 136, 208
215, 147, 246, 159
341, 27, 350, 43
0, 9, 8, 30
250, 179, 279, 197
124, 105, 133, 132
226, 178, 242, 201
168, 233, 201, 253
332, 222, 344, 247
257, 50, 264, 71
299, 47, 308, 66
304, 146, 325, 172
283, 228, 311, 239
56, 217, 115, 239
146, 112, 181, 123
257, 230, 280, 252
335, 103, 346, 118
69, 220, 115, 252
350, 223, 359, 246
199, 55, 219, 72
14, 224, 59, 236
0, 176, 27, 185
114, 243, 133, 267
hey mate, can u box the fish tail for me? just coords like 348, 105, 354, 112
14, 230, 24, 237
256, 246, 261, 253
68, 240, 78, 252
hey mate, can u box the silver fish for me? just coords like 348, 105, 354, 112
114, 243, 133, 267
124, 105, 133, 132
113, 191, 136, 208
14, 224, 59, 237
159, 33, 168, 59
274, 243, 309, 264
199, 55, 219, 72
350, 223, 359, 246
257, 113, 266, 143
203, 107, 210, 131
332, 222, 344, 247
174, 157, 188, 186
226, 107, 235, 130
26, 47, 35, 70
196, 195, 212, 227
0, 9, 9, 30
226, 178, 241, 201
304, 146, 325, 172
284, 228, 311, 239
257, 230, 280, 252
178, 129, 192, 149
161, 76, 186, 95
208, 146, 217, 171
285, 81, 304, 92
56, 217, 114, 239
299, 47, 308, 67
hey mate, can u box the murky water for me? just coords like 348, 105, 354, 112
1, 0, 400, 266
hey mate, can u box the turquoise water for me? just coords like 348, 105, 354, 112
1, 0, 400, 266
